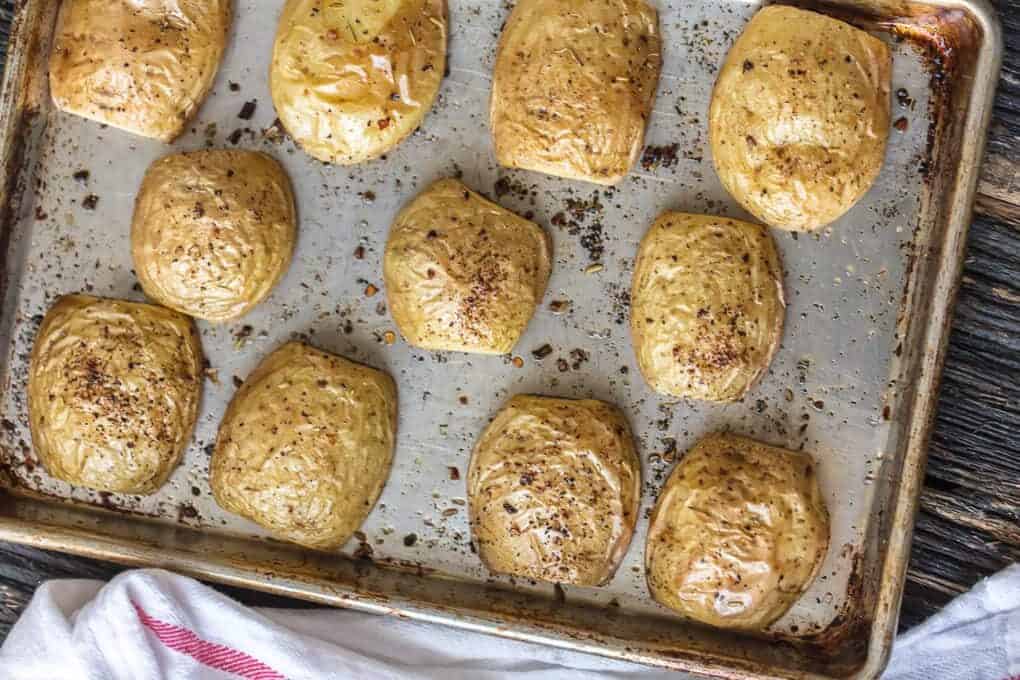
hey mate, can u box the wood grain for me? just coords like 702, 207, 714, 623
0, 0, 1017, 642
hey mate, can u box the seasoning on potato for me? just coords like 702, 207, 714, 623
490, 0, 662, 185
49, 0, 231, 142
468, 395, 640, 586
630, 212, 785, 402
270, 0, 447, 165
210, 342, 398, 551
646, 433, 830, 630
708, 5, 892, 231
383, 178, 552, 355
131, 150, 297, 323
28, 295, 203, 495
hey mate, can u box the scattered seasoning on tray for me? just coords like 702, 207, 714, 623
458, 395, 468, 405
893, 117, 908, 132
364, 284, 379, 297
81, 194, 99, 211
353, 245, 365, 259
227, 129, 243, 145
383, 331, 396, 345
403, 533, 418, 547
232, 375, 244, 388
238, 100, 257, 120
548, 299, 571, 314
262, 118, 286, 143
72, 169, 90, 183
229, 82, 241, 92
177, 504, 199, 521
511, 356, 524, 368
896, 87, 914, 109
569, 348, 589, 370
640, 143, 680, 170
448, 466, 461, 481
584, 263, 603, 274
556, 358, 569, 372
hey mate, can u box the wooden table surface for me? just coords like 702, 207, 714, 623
0, 0, 1016, 641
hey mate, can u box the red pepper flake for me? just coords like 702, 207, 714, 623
377, 118, 391, 130
448, 466, 460, 481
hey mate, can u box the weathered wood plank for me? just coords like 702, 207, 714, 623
976, 0, 1020, 222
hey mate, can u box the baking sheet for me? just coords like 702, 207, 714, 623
0, 0, 1002, 677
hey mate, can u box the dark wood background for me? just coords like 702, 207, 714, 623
0, 0, 1016, 640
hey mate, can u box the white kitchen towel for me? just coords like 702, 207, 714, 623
0, 565, 1016, 680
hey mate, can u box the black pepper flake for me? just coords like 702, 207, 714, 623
82, 194, 99, 210
531, 344, 553, 360
238, 100, 257, 120
403, 533, 418, 547
353, 245, 365, 259
227, 129, 243, 145
73, 170, 90, 183
503, 502, 518, 514
229, 82, 241, 92
742, 59, 754, 72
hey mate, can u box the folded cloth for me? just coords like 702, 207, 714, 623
0, 565, 1017, 680
884, 563, 1020, 680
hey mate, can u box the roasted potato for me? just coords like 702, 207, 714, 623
490, 0, 661, 185
270, 0, 447, 164
468, 395, 640, 586
709, 6, 892, 231
131, 150, 297, 323
646, 433, 830, 630
211, 342, 398, 551
631, 212, 785, 402
28, 295, 203, 494
49, 0, 232, 142
383, 178, 551, 354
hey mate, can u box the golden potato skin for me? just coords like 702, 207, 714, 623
131, 150, 297, 323
490, 0, 661, 185
270, 0, 447, 165
631, 213, 785, 402
709, 6, 891, 231
211, 342, 398, 551
49, 0, 231, 142
646, 433, 829, 630
468, 395, 640, 586
383, 179, 551, 354
28, 295, 203, 495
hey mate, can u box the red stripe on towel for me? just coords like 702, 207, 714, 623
133, 602, 287, 680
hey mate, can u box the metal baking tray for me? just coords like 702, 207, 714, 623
0, 0, 1001, 677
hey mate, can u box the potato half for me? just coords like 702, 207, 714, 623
211, 342, 398, 551
49, 0, 231, 142
131, 150, 297, 323
490, 0, 661, 185
468, 395, 640, 586
646, 433, 830, 630
28, 295, 203, 494
631, 212, 785, 402
383, 178, 551, 354
270, 0, 447, 164
709, 6, 891, 231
